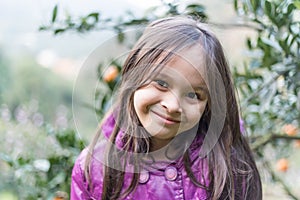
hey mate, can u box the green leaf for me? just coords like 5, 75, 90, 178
117, 31, 125, 43
185, 4, 207, 20
294, 1, 300, 9
265, 1, 272, 17
260, 37, 282, 52
0, 153, 13, 166
247, 38, 252, 49
87, 12, 99, 22
234, 0, 238, 11
122, 18, 149, 26
167, 3, 179, 15
54, 28, 65, 35
186, 4, 205, 12
279, 36, 290, 55
287, 3, 295, 15
38, 25, 48, 31
52, 5, 58, 23
250, 0, 259, 12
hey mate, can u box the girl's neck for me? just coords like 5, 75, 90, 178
149, 137, 183, 162
150, 137, 173, 152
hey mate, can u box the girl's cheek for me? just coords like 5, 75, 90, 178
134, 87, 160, 109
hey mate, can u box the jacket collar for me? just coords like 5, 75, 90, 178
101, 113, 206, 170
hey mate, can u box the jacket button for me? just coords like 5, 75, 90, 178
139, 171, 150, 184
165, 166, 178, 181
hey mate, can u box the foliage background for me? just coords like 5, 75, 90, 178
0, 0, 299, 199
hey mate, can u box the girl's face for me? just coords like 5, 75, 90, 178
133, 45, 208, 142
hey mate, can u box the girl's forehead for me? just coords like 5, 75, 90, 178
153, 44, 205, 68
156, 47, 207, 87
167, 45, 206, 73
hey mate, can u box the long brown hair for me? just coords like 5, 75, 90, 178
85, 16, 262, 200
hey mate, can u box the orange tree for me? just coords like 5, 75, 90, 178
39, 0, 300, 198
232, 0, 300, 199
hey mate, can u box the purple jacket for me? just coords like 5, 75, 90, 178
71, 115, 210, 200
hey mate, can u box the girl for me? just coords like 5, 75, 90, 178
71, 16, 262, 200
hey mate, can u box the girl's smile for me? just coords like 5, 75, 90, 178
133, 45, 208, 145
150, 110, 181, 125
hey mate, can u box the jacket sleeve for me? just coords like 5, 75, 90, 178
70, 149, 92, 200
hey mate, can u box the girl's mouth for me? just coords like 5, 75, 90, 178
151, 110, 181, 125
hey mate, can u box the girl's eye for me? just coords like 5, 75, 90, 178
154, 80, 169, 88
186, 92, 200, 100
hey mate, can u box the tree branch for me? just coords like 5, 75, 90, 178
263, 160, 299, 200
252, 133, 300, 151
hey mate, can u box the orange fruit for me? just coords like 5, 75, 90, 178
276, 158, 289, 172
282, 124, 298, 136
103, 65, 119, 82
53, 191, 68, 200
294, 140, 300, 148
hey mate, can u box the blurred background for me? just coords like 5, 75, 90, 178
0, 0, 299, 199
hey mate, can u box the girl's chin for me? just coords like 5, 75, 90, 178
149, 130, 185, 141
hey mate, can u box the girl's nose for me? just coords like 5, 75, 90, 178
160, 91, 182, 113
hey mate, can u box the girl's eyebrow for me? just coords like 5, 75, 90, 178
154, 71, 172, 80
156, 71, 169, 77
156, 71, 208, 92
194, 85, 208, 93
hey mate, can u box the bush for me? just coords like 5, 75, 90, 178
0, 117, 86, 199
